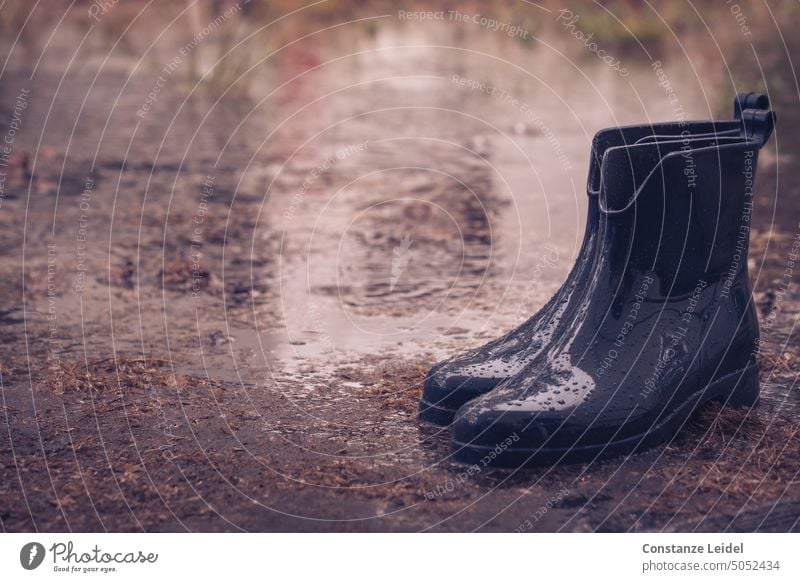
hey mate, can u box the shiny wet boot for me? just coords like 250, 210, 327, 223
419, 94, 769, 425
451, 105, 775, 467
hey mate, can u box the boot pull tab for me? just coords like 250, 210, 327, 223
733, 92, 770, 118
740, 109, 776, 145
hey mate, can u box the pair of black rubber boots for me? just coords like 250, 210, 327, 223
420, 93, 776, 468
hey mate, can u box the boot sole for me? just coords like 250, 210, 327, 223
452, 364, 759, 468
419, 399, 458, 425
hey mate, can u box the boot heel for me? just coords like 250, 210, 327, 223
716, 365, 760, 408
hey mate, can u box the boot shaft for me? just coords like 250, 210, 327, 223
587, 120, 741, 195
597, 106, 774, 299
599, 140, 759, 297
585, 92, 773, 196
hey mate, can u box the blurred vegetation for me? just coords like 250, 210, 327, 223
2, 1, 798, 42
1, 1, 796, 47
1, 0, 798, 103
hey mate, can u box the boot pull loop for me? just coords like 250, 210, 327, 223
733, 92, 770, 118
740, 109, 776, 145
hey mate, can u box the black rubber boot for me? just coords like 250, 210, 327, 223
419, 95, 769, 425
451, 106, 776, 467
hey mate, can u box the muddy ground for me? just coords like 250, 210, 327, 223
1, 2, 799, 531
